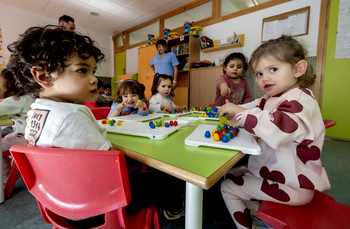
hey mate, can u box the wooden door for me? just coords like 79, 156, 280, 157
138, 46, 157, 101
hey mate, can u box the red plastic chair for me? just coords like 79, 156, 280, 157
257, 190, 350, 229
82, 101, 97, 109
90, 107, 111, 120
9, 145, 162, 229
323, 119, 336, 129
3, 150, 20, 198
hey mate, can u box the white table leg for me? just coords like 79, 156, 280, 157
0, 127, 4, 203
185, 181, 203, 229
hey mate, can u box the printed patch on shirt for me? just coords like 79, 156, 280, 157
25, 109, 50, 146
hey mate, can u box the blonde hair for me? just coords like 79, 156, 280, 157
249, 35, 315, 88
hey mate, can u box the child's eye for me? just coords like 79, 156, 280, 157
255, 72, 263, 77
77, 68, 87, 73
270, 68, 277, 73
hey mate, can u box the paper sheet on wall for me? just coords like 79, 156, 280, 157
262, 12, 308, 42
335, 0, 350, 59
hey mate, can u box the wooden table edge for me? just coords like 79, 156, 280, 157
112, 143, 245, 190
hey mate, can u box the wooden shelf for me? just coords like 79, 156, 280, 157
201, 34, 244, 53
177, 53, 189, 57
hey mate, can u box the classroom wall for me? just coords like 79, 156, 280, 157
0, 3, 113, 77
321, 0, 349, 140
125, 0, 321, 72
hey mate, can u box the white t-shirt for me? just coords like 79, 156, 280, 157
25, 99, 112, 150
149, 93, 176, 113
0, 94, 35, 134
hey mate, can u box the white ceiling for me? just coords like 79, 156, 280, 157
0, 0, 196, 35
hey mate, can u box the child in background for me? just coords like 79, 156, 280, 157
0, 69, 35, 182
108, 80, 148, 118
218, 35, 330, 229
102, 83, 112, 100
149, 73, 186, 113
94, 79, 112, 107
214, 52, 252, 107
6, 25, 184, 226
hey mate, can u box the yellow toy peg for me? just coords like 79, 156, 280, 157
117, 120, 122, 126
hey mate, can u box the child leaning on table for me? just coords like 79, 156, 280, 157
214, 52, 252, 107
149, 73, 186, 113
0, 69, 35, 182
6, 25, 184, 227
218, 35, 331, 229
108, 79, 148, 118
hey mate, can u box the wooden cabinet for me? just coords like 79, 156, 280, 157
168, 35, 200, 107
138, 45, 157, 100
190, 66, 223, 107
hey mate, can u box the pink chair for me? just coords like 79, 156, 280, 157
10, 145, 162, 229
82, 101, 97, 109
323, 119, 336, 129
257, 190, 350, 229
90, 107, 111, 120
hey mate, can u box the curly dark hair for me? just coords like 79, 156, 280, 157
249, 35, 315, 88
6, 25, 104, 98
0, 68, 26, 99
223, 52, 248, 74
113, 79, 146, 103
151, 73, 173, 96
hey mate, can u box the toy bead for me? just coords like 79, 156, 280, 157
229, 126, 234, 131
101, 120, 106, 124
142, 98, 146, 102
229, 131, 234, 139
109, 121, 114, 126
162, 122, 166, 126
174, 121, 178, 126
153, 121, 157, 126
222, 135, 229, 143
165, 123, 170, 128
157, 122, 162, 127
169, 120, 174, 126
150, 123, 156, 129
212, 129, 216, 135
215, 114, 219, 118
212, 107, 218, 112
213, 133, 220, 141
137, 100, 141, 103
217, 125, 222, 131
209, 104, 214, 108
205, 131, 211, 138
106, 119, 111, 124
233, 129, 238, 136
117, 120, 122, 126
207, 107, 212, 112
227, 134, 231, 141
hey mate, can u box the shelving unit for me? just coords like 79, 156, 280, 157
201, 34, 245, 53
167, 34, 200, 107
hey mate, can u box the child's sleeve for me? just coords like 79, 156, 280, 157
0, 96, 26, 116
149, 96, 162, 113
236, 97, 316, 149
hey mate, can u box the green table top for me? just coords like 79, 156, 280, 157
107, 114, 242, 189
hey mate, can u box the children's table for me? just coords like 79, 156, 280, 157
106, 115, 245, 229
0, 116, 14, 204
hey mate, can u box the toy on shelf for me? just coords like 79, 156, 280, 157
163, 28, 171, 40
184, 21, 192, 35
150, 37, 163, 45
205, 125, 240, 143
168, 32, 181, 40
190, 26, 203, 37
147, 34, 154, 45
200, 36, 213, 49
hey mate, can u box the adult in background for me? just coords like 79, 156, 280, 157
58, 15, 75, 32
150, 39, 179, 92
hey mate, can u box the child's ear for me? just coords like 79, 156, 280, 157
31, 66, 54, 88
294, 60, 308, 78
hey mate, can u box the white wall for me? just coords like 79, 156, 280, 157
125, 0, 321, 69
0, 3, 113, 77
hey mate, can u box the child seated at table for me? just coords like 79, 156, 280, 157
102, 83, 112, 100
0, 69, 35, 182
149, 73, 186, 113
6, 25, 184, 226
108, 79, 148, 118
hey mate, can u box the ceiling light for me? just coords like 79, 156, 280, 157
90, 12, 99, 16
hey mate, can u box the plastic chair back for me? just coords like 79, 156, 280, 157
257, 190, 350, 229
323, 119, 336, 129
82, 101, 97, 109
10, 146, 131, 227
90, 107, 111, 120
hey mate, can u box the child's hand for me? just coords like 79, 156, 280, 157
161, 103, 173, 112
116, 101, 126, 113
218, 99, 246, 120
134, 100, 147, 112
220, 84, 231, 97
